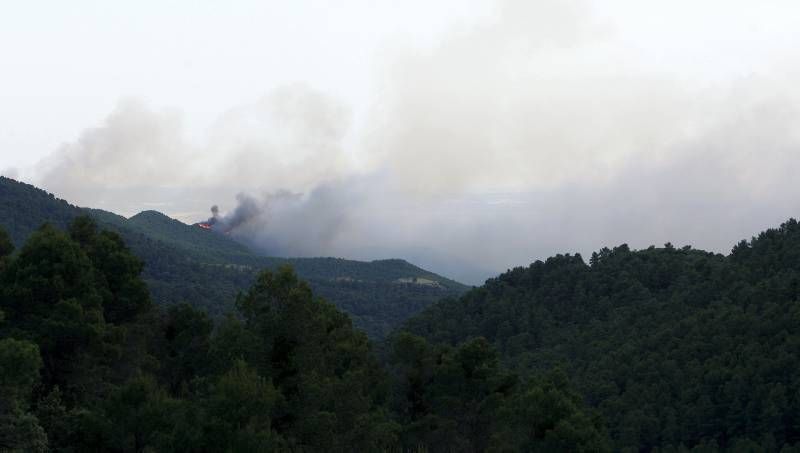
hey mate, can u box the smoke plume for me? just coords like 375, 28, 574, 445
28, 0, 800, 283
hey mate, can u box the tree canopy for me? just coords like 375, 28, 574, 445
402, 220, 800, 451
4, 205, 800, 451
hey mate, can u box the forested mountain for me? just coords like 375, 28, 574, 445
0, 177, 79, 243
0, 177, 467, 338
7, 174, 800, 451
401, 219, 800, 451
0, 220, 604, 452
89, 209, 257, 264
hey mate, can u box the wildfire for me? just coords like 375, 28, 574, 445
198, 222, 212, 230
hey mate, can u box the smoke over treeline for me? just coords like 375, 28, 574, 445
201, 187, 353, 258
27, 0, 800, 283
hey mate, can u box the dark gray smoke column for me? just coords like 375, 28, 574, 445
205, 193, 266, 233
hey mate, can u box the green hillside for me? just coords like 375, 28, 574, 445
8, 175, 800, 450
128, 210, 256, 262
0, 177, 467, 338
400, 220, 800, 450
0, 177, 82, 244
0, 222, 604, 452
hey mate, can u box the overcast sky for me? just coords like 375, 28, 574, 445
3, 0, 800, 283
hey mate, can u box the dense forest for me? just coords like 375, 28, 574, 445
0, 177, 467, 339
4, 180, 800, 452
403, 220, 800, 451
0, 218, 601, 452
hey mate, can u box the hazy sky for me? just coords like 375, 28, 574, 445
3, 0, 800, 283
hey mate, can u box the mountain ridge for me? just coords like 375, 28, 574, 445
0, 176, 468, 338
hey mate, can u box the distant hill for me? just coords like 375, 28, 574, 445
401, 218, 800, 450
0, 176, 81, 243
0, 176, 468, 338
89, 208, 259, 265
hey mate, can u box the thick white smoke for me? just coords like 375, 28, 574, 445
28, 0, 800, 283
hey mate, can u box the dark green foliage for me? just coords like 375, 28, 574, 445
0, 177, 468, 338
403, 219, 800, 451
0, 224, 109, 399
0, 228, 12, 259
489, 369, 610, 452
107, 211, 468, 338
389, 333, 609, 452
69, 216, 152, 325
126, 210, 255, 263
155, 304, 213, 394
0, 177, 80, 247
6, 175, 800, 451
227, 266, 400, 451
0, 222, 401, 451
1, 223, 99, 327
0, 338, 48, 452
199, 360, 284, 451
